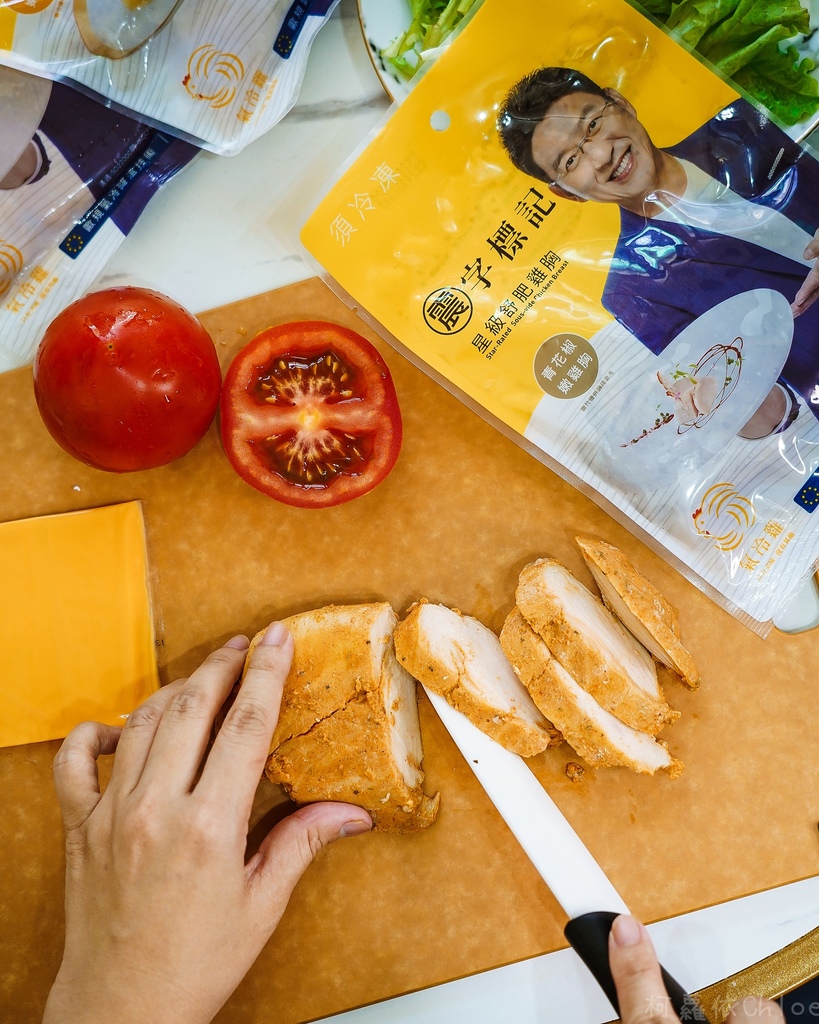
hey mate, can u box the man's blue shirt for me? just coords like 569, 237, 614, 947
601, 99, 819, 415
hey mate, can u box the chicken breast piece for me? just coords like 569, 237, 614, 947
500, 609, 683, 777
249, 603, 439, 833
393, 601, 561, 757
576, 537, 700, 689
516, 558, 678, 735
692, 375, 718, 416
657, 372, 717, 424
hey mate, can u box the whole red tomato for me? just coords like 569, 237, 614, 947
220, 321, 402, 508
33, 287, 222, 472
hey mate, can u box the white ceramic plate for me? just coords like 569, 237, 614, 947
791, 0, 819, 141
356, 0, 482, 102
356, 0, 416, 103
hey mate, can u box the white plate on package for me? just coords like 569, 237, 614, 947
593, 288, 794, 493
0, 66, 51, 182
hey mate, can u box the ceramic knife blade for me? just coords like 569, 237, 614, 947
424, 686, 709, 1021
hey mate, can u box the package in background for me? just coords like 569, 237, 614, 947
0, 65, 198, 371
301, 0, 819, 633
0, 0, 339, 156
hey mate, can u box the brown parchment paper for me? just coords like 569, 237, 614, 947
1, 278, 818, 1024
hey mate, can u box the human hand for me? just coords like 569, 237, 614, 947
608, 914, 785, 1023
792, 230, 819, 316
43, 623, 373, 1024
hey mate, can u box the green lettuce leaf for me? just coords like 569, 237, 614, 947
705, 23, 792, 76
652, 0, 818, 127
698, 0, 810, 57
665, 0, 741, 47
732, 42, 819, 125
638, 0, 674, 18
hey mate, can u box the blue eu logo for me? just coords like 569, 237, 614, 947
793, 470, 819, 512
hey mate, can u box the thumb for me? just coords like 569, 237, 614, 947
246, 802, 372, 918
608, 915, 677, 1023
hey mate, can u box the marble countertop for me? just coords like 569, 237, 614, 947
91, 2, 819, 1020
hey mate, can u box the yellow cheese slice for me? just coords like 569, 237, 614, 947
0, 501, 160, 747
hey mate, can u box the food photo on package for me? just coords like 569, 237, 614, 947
301, 0, 819, 634
0, 0, 340, 155
0, 64, 198, 370
0, 0, 345, 365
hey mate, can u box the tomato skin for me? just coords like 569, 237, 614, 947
33, 287, 222, 473
220, 321, 403, 509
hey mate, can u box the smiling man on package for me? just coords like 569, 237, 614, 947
498, 67, 819, 439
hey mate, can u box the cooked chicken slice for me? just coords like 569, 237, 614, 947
500, 609, 683, 777
657, 372, 718, 424
576, 537, 700, 689
692, 375, 718, 416
249, 603, 439, 834
393, 600, 561, 757
74, 0, 185, 60
516, 558, 678, 735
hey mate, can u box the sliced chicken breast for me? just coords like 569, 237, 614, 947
516, 558, 678, 735
692, 375, 718, 416
74, 0, 186, 60
576, 537, 700, 689
657, 371, 718, 424
393, 600, 561, 757
500, 609, 683, 777
250, 603, 439, 833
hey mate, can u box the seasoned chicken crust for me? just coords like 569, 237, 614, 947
248, 603, 439, 833
576, 537, 700, 689
394, 600, 561, 757
501, 609, 683, 778
516, 558, 679, 736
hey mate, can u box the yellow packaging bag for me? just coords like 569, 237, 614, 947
301, 0, 819, 633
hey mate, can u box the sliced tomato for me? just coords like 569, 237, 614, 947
220, 321, 403, 508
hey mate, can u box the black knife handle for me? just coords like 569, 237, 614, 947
564, 911, 711, 1022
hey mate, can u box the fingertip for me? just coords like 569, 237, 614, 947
55, 719, 122, 763
607, 914, 670, 1023
610, 914, 646, 948
259, 621, 290, 647
51, 721, 123, 830
225, 634, 250, 651
338, 814, 374, 838
249, 802, 372, 893
296, 800, 370, 831
245, 622, 294, 676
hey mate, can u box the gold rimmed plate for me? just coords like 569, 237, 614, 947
356, 0, 414, 103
